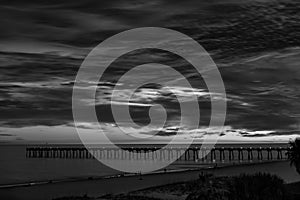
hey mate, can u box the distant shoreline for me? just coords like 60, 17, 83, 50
0, 141, 290, 146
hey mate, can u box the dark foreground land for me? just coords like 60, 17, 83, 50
2, 161, 300, 200
54, 173, 300, 200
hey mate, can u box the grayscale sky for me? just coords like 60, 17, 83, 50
0, 0, 299, 143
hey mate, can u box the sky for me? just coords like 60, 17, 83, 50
0, 0, 300, 144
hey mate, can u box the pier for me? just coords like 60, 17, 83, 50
26, 146, 289, 162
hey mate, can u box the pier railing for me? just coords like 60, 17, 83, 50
26, 146, 290, 162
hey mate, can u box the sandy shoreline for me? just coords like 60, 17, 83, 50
0, 161, 287, 189
0, 160, 299, 200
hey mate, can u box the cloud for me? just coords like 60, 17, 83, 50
0, 1, 300, 142
0, 133, 15, 137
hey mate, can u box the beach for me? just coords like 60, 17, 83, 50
0, 160, 299, 200
0, 1, 299, 200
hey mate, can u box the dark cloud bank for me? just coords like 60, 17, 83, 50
0, 0, 300, 139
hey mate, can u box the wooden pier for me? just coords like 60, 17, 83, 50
26, 146, 290, 162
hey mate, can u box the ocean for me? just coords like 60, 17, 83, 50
0, 143, 290, 186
